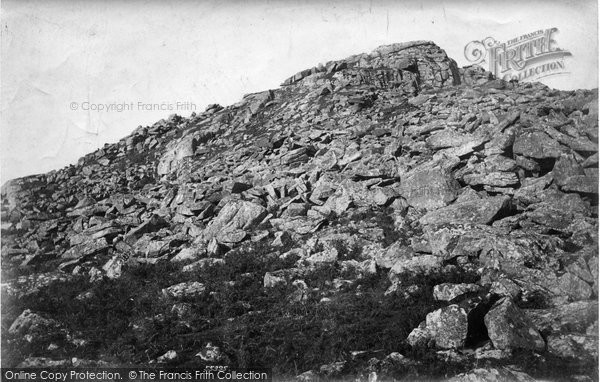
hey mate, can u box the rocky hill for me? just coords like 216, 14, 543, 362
1, 41, 598, 381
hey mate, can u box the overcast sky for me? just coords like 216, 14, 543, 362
1, 0, 598, 183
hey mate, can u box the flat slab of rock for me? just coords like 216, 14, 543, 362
426, 130, 476, 150
216, 228, 247, 245
419, 195, 509, 226
61, 238, 109, 259
560, 175, 599, 194
463, 172, 519, 187
202, 200, 267, 241
389, 254, 443, 276
270, 216, 326, 234
513, 130, 563, 159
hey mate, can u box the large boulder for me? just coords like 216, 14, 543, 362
282, 41, 460, 90
399, 166, 460, 210
513, 130, 563, 159
484, 298, 545, 352
157, 135, 197, 175
407, 305, 468, 349
552, 153, 585, 187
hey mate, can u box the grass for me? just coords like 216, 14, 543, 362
1, 234, 483, 379
2, 234, 597, 380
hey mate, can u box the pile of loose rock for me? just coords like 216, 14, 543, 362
1, 41, 597, 380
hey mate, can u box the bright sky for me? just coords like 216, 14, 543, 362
1, 0, 598, 182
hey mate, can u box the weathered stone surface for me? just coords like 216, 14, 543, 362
552, 153, 585, 187
61, 238, 109, 259
171, 246, 206, 262
560, 175, 599, 194
389, 254, 443, 277
399, 167, 460, 210
557, 272, 594, 301
426, 130, 475, 149
264, 272, 286, 288
433, 283, 480, 301
513, 130, 563, 159
162, 282, 206, 299
201, 200, 267, 241
157, 135, 197, 175
216, 228, 247, 245
9, 310, 59, 336
408, 305, 468, 349
123, 215, 169, 244
524, 301, 598, 334
484, 298, 545, 352
463, 172, 519, 187
102, 255, 124, 279
426, 305, 468, 349
195, 342, 227, 362
448, 367, 536, 382
407, 321, 432, 348
324, 189, 352, 215
375, 241, 416, 269
182, 258, 225, 273
419, 195, 509, 226
546, 334, 598, 360
156, 350, 178, 363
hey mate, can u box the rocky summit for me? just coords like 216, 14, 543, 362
1, 41, 598, 380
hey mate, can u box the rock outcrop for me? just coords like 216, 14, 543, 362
1, 41, 597, 380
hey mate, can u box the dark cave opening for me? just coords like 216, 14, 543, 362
464, 299, 496, 348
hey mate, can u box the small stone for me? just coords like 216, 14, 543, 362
162, 282, 206, 299
448, 367, 536, 382
196, 343, 225, 362
156, 350, 177, 363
